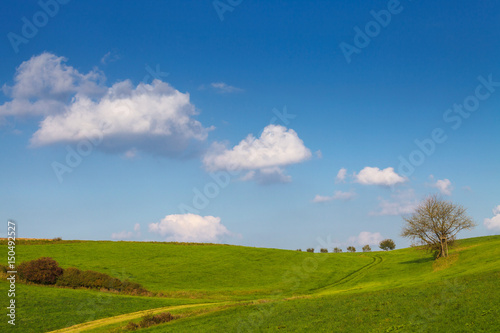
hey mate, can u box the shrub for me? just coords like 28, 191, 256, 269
125, 321, 139, 330
379, 239, 396, 251
18, 257, 63, 285
296, 249, 302, 251
57, 268, 120, 289
320, 248, 328, 253
347, 246, 356, 253
126, 312, 175, 330
56, 267, 147, 294
53, 237, 62, 241
333, 247, 342, 253
362, 245, 371, 252
140, 312, 174, 327
306, 248, 314, 253
121, 280, 148, 295
55, 267, 82, 287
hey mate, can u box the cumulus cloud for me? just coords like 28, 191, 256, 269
149, 214, 232, 242
1, 52, 106, 117
430, 178, 453, 196
348, 231, 383, 246
484, 205, 500, 231
312, 190, 356, 203
371, 189, 418, 216
203, 124, 311, 183
354, 167, 407, 186
30, 79, 211, 155
335, 168, 347, 183
0, 53, 212, 156
111, 223, 141, 240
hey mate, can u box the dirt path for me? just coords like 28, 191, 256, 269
48, 302, 227, 333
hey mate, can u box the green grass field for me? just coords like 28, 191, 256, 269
1, 235, 499, 332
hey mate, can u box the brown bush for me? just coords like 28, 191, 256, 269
139, 312, 174, 328
125, 312, 174, 330
55, 267, 147, 295
18, 257, 63, 284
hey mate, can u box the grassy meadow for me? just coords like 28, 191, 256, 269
1, 235, 499, 332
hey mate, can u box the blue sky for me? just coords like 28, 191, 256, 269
1, 0, 499, 250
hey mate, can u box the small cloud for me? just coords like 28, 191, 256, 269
335, 168, 347, 183
484, 205, 500, 231
204, 82, 243, 94
315, 150, 322, 159
124, 149, 138, 159
354, 167, 407, 187
240, 167, 291, 185
111, 223, 141, 240
312, 190, 356, 203
429, 178, 453, 196
462, 186, 472, 192
100, 50, 121, 65
348, 231, 383, 246
371, 189, 418, 216
148, 214, 233, 242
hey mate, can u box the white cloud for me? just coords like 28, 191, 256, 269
484, 205, 500, 231
1, 53, 212, 157
430, 178, 453, 196
335, 168, 347, 183
148, 214, 231, 242
354, 167, 407, 186
209, 82, 243, 94
1, 52, 105, 117
348, 231, 383, 246
240, 167, 292, 185
111, 223, 141, 240
371, 189, 418, 216
30, 79, 211, 155
100, 50, 120, 65
313, 190, 356, 203
203, 124, 311, 183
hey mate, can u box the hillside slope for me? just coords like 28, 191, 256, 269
1, 235, 499, 332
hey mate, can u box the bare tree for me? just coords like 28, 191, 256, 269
401, 195, 476, 258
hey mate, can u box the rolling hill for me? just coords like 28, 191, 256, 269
1, 235, 499, 332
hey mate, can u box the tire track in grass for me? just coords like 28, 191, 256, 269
48, 302, 228, 333
312, 255, 383, 294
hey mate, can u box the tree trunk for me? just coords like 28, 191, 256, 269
440, 237, 448, 258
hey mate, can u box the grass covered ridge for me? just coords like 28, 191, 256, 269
1, 235, 499, 332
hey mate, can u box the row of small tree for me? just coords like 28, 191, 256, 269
298, 239, 396, 253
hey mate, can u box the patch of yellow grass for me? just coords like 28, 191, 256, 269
433, 253, 459, 272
